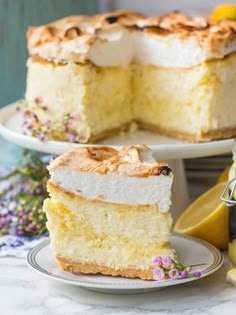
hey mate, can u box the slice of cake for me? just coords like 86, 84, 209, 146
23, 11, 236, 143
43, 144, 175, 280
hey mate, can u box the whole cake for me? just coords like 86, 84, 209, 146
23, 10, 236, 143
44, 144, 175, 280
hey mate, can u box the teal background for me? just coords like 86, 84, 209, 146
0, 0, 98, 165
0, 0, 98, 108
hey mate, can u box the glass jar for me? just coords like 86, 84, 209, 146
221, 153, 236, 265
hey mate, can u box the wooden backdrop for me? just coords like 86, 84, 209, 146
0, 0, 98, 107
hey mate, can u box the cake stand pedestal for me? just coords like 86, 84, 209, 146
0, 103, 234, 220
166, 159, 189, 221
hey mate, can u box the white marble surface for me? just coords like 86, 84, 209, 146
0, 254, 236, 315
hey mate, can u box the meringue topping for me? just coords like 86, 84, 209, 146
48, 145, 172, 178
48, 145, 173, 210
27, 11, 236, 68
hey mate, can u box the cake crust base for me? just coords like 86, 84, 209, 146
138, 120, 236, 143
89, 121, 134, 143
56, 255, 153, 280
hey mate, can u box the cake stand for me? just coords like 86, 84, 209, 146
0, 103, 235, 220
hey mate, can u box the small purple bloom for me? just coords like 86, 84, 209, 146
6, 183, 14, 190
181, 270, 188, 279
162, 256, 173, 267
193, 271, 201, 278
18, 211, 25, 217
44, 119, 51, 127
38, 134, 45, 142
0, 217, 7, 225
153, 267, 165, 281
68, 134, 76, 143
168, 268, 179, 280
5, 216, 12, 224
28, 223, 36, 231
71, 111, 79, 119
153, 256, 162, 266
16, 106, 20, 112
18, 219, 25, 225
16, 230, 24, 236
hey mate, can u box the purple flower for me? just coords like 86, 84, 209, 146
71, 111, 79, 119
38, 134, 45, 142
16, 230, 24, 236
18, 219, 25, 225
153, 267, 165, 281
153, 256, 162, 266
193, 271, 201, 278
162, 256, 173, 267
44, 119, 51, 127
168, 268, 179, 280
28, 223, 36, 231
18, 211, 25, 217
16, 106, 20, 112
26, 122, 33, 129
181, 270, 188, 279
0, 217, 7, 225
5, 216, 12, 224
68, 134, 76, 143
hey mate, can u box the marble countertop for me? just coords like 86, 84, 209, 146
0, 254, 236, 315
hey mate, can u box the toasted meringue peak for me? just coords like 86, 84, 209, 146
26, 10, 236, 67
48, 145, 172, 178
27, 11, 145, 49
48, 145, 173, 209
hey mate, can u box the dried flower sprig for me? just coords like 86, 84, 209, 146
152, 256, 202, 281
17, 100, 86, 143
0, 150, 49, 237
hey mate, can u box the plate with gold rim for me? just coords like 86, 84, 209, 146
0, 103, 234, 160
27, 233, 223, 294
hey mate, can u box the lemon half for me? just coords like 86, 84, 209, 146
174, 182, 228, 249
211, 4, 236, 21
217, 166, 230, 184
227, 269, 236, 286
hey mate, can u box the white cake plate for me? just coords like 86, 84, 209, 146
0, 103, 235, 160
27, 233, 223, 294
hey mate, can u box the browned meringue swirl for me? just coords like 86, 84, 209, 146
48, 145, 172, 178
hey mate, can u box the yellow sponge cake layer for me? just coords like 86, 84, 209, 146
134, 53, 236, 142
24, 53, 236, 143
25, 59, 133, 143
44, 182, 174, 280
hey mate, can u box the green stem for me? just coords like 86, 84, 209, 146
0, 169, 19, 181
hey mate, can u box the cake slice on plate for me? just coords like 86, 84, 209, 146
43, 144, 175, 280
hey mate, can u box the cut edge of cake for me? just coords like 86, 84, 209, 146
22, 11, 236, 143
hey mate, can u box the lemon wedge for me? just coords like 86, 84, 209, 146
217, 166, 230, 184
174, 182, 228, 249
211, 4, 236, 21
227, 268, 236, 286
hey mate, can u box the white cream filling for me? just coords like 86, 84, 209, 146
50, 168, 172, 212
31, 28, 236, 68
